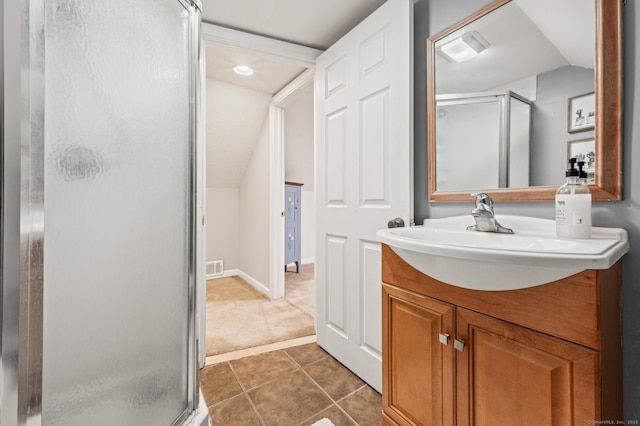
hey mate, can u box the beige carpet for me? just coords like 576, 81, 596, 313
206, 265, 315, 356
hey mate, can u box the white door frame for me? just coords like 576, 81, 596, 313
269, 69, 315, 299
201, 23, 321, 301
196, 33, 207, 368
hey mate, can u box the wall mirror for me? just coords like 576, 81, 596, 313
427, 0, 622, 202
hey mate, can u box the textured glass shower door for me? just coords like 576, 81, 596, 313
37, 0, 199, 424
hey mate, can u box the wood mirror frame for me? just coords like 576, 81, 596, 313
427, 0, 622, 202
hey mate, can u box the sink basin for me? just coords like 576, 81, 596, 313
376, 215, 629, 291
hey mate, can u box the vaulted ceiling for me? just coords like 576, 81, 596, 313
199, 0, 388, 188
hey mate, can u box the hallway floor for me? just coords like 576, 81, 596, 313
200, 342, 382, 425
205, 263, 316, 359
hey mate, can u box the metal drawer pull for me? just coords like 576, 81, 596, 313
438, 333, 450, 345
454, 339, 466, 352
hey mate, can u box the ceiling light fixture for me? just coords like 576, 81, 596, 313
438, 31, 490, 63
233, 65, 254, 76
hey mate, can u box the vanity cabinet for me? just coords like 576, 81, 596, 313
381, 244, 622, 426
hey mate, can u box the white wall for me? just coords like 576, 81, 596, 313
238, 118, 271, 287
284, 92, 314, 190
205, 77, 270, 276
205, 77, 314, 284
206, 188, 239, 269
284, 90, 315, 264
206, 78, 271, 188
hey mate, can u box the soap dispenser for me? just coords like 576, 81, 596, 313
555, 158, 591, 238
577, 160, 589, 185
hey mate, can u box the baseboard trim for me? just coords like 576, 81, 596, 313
237, 270, 270, 296
206, 268, 237, 280
301, 257, 314, 265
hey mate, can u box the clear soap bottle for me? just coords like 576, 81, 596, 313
555, 158, 592, 238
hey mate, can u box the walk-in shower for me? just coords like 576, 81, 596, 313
1, 0, 208, 425
435, 90, 533, 191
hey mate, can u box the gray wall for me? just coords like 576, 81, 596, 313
532, 66, 595, 186
414, 0, 640, 419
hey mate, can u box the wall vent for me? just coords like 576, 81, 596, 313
207, 260, 224, 278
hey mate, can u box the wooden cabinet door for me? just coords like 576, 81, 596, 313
382, 284, 455, 426
456, 307, 598, 426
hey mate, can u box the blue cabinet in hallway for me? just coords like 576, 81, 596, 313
285, 182, 303, 273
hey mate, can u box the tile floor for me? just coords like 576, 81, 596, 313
200, 342, 382, 425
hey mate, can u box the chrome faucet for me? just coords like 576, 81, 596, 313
466, 192, 513, 234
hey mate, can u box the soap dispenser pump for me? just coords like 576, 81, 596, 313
555, 158, 591, 238
577, 160, 589, 185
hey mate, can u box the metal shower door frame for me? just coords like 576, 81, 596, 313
11, 0, 203, 425
436, 90, 532, 188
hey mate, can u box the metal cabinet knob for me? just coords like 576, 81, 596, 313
454, 339, 466, 352
438, 333, 450, 345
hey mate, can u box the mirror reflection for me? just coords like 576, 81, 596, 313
432, 0, 595, 193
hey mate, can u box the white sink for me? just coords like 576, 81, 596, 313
376, 215, 629, 291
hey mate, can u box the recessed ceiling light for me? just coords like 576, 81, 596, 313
233, 65, 254, 76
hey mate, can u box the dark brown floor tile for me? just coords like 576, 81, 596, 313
248, 369, 332, 426
304, 356, 366, 401
285, 343, 329, 367
300, 404, 358, 426
199, 363, 243, 407
339, 385, 382, 426
230, 349, 298, 390
208, 393, 262, 426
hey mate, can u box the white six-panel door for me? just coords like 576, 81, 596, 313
314, 0, 413, 392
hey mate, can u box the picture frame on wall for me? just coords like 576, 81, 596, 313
568, 92, 595, 133
567, 138, 596, 184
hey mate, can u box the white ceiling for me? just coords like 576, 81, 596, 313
200, 0, 388, 50
201, 0, 387, 189
436, 0, 594, 94
204, 42, 307, 95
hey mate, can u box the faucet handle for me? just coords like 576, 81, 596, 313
471, 192, 493, 209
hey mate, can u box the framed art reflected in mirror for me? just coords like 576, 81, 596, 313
568, 92, 595, 133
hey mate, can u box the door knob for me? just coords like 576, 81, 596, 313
387, 217, 405, 228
